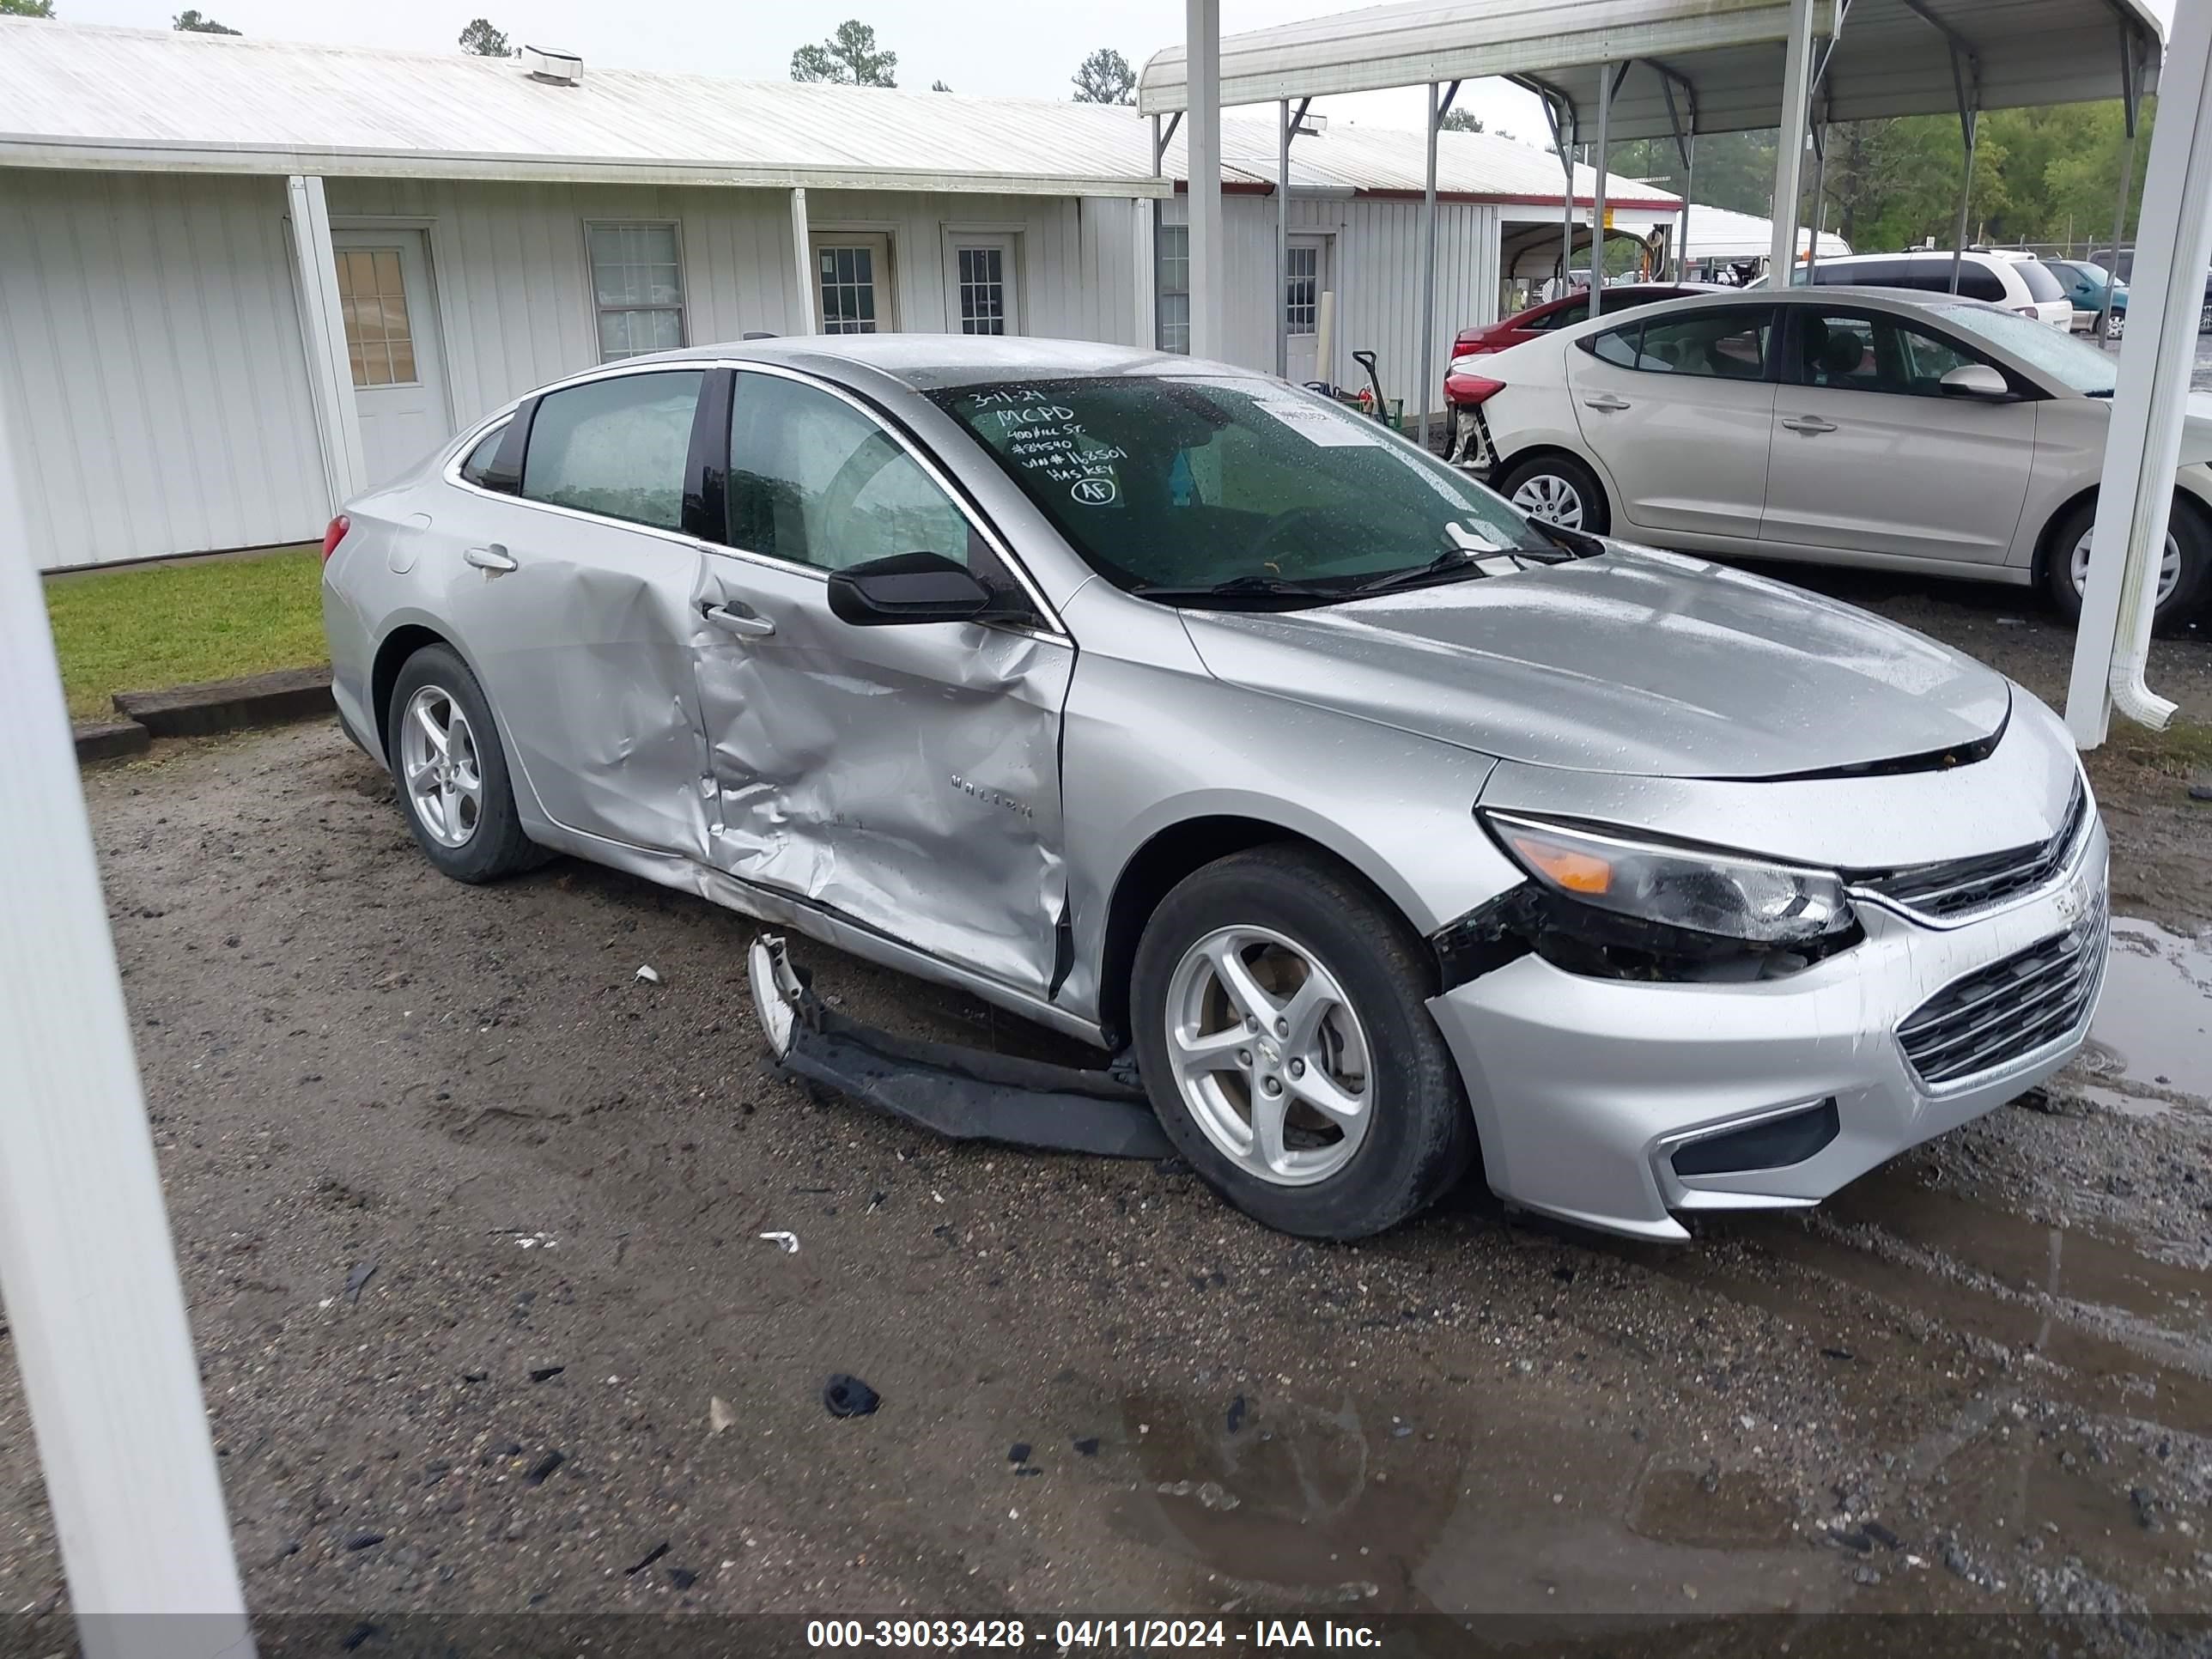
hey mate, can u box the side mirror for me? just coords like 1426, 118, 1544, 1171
826, 550, 995, 627
1938, 363, 2012, 401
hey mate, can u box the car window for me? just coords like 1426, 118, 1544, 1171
932, 375, 1550, 596
726, 371, 973, 573
520, 371, 703, 531
1957, 265, 2008, 303
1592, 309, 1771, 380
1796, 311, 1981, 395
2015, 260, 2066, 303
1526, 298, 1589, 331
458, 422, 508, 487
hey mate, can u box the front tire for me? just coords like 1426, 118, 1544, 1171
2044, 495, 2210, 634
1129, 846, 1476, 1239
1497, 452, 1610, 535
386, 643, 543, 883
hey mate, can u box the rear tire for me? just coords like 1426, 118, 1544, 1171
386, 643, 544, 884
1498, 452, 1610, 535
1129, 845, 1476, 1240
2043, 494, 2210, 635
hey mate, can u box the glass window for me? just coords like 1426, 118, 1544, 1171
1593, 309, 1772, 379
587, 222, 686, 362
1285, 245, 1318, 336
1957, 265, 2007, 303
458, 422, 508, 486
2015, 260, 2066, 303
336, 247, 417, 388
1156, 224, 1189, 355
520, 370, 703, 531
932, 377, 1551, 599
727, 372, 972, 573
816, 243, 882, 335
1928, 302, 2114, 394
956, 246, 1008, 336
1795, 312, 1978, 395
1527, 297, 1589, 331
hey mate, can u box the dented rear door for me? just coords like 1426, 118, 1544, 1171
445, 367, 719, 857
691, 366, 1073, 997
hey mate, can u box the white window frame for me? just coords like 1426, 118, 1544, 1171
1155, 222, 1190, 355
583, 220, 690, 363
940, 228, 1022, 336
809, 229, 899, 334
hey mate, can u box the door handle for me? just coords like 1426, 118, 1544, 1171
465, 543, 518, 573
1581, 393, 1632, 412
703, 603, 776, 639
1781, 416, 1838, 434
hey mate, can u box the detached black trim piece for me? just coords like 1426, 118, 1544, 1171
1671, 1100, 1839, 1177
748, 935, 1170, 1160
1706, 702, 2009, 784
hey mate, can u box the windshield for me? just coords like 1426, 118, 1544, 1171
1928, 302, 2118, 395
932, 376, 1553, 603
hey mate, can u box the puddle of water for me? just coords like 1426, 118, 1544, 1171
2071, 917, 2212, 1106
1113, 1388, 1838, 1617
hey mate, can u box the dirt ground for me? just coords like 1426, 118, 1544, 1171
2, 585, 2209, 1650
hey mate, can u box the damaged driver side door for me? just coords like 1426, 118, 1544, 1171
690, 365, 1074, 999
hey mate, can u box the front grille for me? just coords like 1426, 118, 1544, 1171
1856, 780, 2087, 921
1896, 890, 2108, 1089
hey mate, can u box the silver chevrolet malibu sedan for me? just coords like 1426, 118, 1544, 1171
321, 337, 2108, 1243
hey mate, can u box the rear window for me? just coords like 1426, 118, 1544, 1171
2015, 260, 2067, 303
458, 422, 508, 488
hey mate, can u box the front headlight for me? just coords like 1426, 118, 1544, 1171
1481, 811, 1858, 964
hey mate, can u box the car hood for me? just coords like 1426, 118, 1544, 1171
1177, 546, 2012, 780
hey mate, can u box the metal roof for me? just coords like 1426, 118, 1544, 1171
1190, 109, 1680, 206
1139, 0, 2165, 142
1680, 204, 1850, 259
0, 21, 1167, 198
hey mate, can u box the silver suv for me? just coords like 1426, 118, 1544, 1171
322, 337, 2106, 1242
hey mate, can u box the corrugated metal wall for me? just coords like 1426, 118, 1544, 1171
1158, 191, 1501, 420
0, 170, 328, 571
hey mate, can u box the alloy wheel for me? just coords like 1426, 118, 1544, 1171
1510, 473, 1584, 528
398, 684, 484, 848
2071, 525, 2183, 608
1163, 926, 1373, 1187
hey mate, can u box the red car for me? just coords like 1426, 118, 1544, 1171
1444, 284, 1705, 410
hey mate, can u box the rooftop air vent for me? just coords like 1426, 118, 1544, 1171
520, 45, 583, 87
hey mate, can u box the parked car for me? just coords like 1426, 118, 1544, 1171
2041, 258, 2127, 332
325, 336, 2106, 1243
2095, 250, 2212, 332
1758, 251, 2073, 326
1465, 287, 2212, 628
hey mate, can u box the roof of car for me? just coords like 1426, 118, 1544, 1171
580, 334, 1259, 392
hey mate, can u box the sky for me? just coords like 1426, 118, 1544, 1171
50, 0, 1557, 146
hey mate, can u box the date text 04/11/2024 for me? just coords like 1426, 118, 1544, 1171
803, 1620, 1382, 1650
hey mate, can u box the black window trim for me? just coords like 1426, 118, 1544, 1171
1778, 304, 2044, 401
1577, 303, 1786, 384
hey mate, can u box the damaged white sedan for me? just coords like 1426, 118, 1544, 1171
322, 337, 2106, 1242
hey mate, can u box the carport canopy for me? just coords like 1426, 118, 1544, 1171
1137, 0, 2162, 140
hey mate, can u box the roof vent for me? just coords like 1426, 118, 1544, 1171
520, 45, 583, 87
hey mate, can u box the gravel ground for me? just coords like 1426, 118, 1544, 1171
2, 590, 2209, 1644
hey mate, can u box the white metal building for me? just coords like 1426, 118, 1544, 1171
0, 21, 1671, 571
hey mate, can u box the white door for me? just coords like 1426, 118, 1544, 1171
1760, 307, 2038, 566
943, 234, 1020, 335
811, 233, 896, 333
1565, 302, 1778, 542
1285, 238, 1326, 385
332, 229, 451, 488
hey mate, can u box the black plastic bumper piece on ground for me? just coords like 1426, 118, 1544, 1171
747, 934, 1171, 1160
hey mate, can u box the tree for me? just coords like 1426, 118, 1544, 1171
172, 9, 239, 31
1070, 47, 1135, 106
0, 0, 58, 17
931, 79, 952, 92
458, 18, 514, 57
790, 20, 896, 88
1440, 109, 1484, 134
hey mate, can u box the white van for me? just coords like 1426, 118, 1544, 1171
1786, 251, 2074, 326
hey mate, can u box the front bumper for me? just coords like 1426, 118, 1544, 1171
1425, 817, 2109, 1241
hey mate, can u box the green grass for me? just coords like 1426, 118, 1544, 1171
44, 546, 327, 723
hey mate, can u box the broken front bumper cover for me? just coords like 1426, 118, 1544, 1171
746, 934, 1170, 1159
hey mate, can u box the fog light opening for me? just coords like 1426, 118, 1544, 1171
1670, 1099, 1840, 1179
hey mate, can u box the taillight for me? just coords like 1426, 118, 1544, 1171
1454, 375, 1508, 404
321, 514, 350, 562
